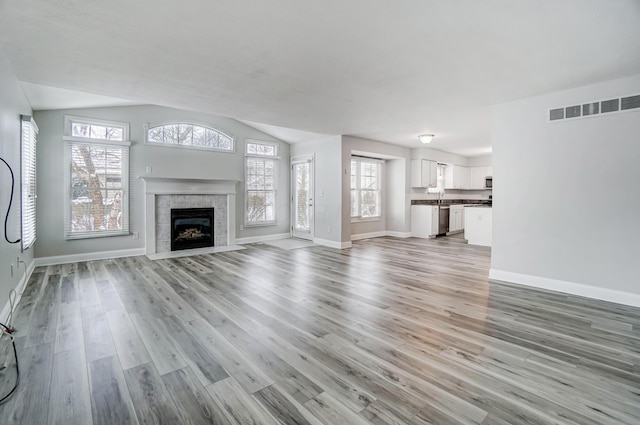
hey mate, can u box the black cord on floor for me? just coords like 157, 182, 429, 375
0, 157, 21, 244
0, 322, 20, 404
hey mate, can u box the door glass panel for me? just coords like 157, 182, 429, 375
294, 162, 310, 232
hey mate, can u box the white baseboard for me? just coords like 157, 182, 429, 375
384, 231, 412, 238
235, 233, 290, 245
351, 230, 412, 241
1, 260, 35, 324
34, 248, 146, 267
314, 238, 352, 249
351, 231, 387, 241
489, 269, 640, 308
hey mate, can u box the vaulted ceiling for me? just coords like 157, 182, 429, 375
1, 0, 639, 155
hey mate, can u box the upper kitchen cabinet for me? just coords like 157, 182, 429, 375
411, 159, 437, 188
469, 166, 493, 189
444, 164, 470, 189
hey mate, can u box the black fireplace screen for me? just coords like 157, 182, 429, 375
170, 208, 214, 251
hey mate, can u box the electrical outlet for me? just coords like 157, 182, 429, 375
132, 232, 139, 240
145, 165, 152, 174
240, 225, 244, 231
327, 226, 331, 233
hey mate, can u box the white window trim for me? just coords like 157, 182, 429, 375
244, 139, 279, 227
144, 122, 236, 153
351, 157, 383, 223
21, 115, 38, 250
64, 116, 131, 240
64, 115, 129, 143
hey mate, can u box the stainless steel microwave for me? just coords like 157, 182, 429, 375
485, 177, 492, 188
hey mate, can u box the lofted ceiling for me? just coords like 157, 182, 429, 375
1, 0, 639, 156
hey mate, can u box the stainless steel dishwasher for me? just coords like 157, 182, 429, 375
438, 205, 450, 235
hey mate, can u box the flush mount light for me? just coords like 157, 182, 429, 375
418, 134, 434, 144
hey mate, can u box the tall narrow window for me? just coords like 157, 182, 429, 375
245, 140, 278, 225
21, 115, 38, 250
351, 158, 382, 220
64, 116, 130, 239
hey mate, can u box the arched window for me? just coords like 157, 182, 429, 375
146, 123, 234, 152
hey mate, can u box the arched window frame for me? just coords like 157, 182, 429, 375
144, 122, 235, 153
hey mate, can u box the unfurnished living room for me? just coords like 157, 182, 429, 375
0, 1, 639, 424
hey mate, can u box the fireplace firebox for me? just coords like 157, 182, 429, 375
170, 208, 214, 251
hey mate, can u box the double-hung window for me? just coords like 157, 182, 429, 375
64, 116, 130, 239
245, 140, 278, 225
351, 157, 382, 220
21, 115, 38, 250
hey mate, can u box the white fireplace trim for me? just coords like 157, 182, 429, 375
139, 176, 239, 254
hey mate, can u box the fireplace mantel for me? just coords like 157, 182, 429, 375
140, 176, 237, 254
139, 175, 239, 195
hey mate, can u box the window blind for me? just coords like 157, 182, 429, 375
21, 115, 38, 250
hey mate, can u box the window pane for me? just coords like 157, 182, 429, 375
247, 191, 266, 222
90, 125, 107, 140
219, 134, 232, 150
164, 125, 180, 144
106, 127, 124, 141
148, 127, 163, 143
72, 123, 90, 138
192, 126, 209, 147
178, 125, 193, 145
351, 189, 359, 217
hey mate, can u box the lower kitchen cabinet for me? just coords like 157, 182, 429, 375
411, 205, 439, 238
449, 205, 465, 232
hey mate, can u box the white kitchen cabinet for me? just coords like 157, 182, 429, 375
469, 166, 492, 189
411, 159, 437, 188
411, 205, 439, 238
444, 165, 470, 189
449, 205, 465, 232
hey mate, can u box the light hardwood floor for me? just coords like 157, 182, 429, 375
0, 236, 638, 424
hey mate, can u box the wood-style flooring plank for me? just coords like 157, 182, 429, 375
88, 355, 138, 425
123, 363, 182, 425
161, 366, 230, 425
206, 377, 281, 425
105, 309, 151, 370
47, 348, 92, 425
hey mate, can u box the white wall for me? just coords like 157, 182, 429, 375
33, 105, 290, 259
290, 136, 343, 245
0, 49, 34, 318
491, 74, 640, 305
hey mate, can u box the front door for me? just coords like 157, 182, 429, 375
291, 156, 314, 240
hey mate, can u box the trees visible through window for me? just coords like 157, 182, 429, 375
246, 141, 278, 225
146, 123, 233, 151
64, 116, 130, 239
351, 158, 382, 220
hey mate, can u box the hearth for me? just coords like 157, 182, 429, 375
171, 207, 214, 251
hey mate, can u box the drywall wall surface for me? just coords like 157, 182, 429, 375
290, 135, 343, 243
411, 147, 469, 165
467, 154, 492, 167
491, 74, 640, 295
33, 105, 289, 258
0, 49, 34, 316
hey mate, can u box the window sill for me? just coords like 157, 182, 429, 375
65, 231, 130, 240
351, 217, 383, 223
244, 222, 277, 228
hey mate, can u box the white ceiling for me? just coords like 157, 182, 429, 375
1, 0, 639, 156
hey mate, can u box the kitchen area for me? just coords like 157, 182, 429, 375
410, 152, 493, 247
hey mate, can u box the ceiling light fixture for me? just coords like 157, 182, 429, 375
418, 134, 434, 144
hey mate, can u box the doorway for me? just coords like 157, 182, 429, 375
291, 155, 314, 240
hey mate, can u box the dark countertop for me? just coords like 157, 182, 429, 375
411, 199, 490, 206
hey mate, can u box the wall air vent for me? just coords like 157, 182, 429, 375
549, 93, 639, 122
